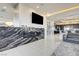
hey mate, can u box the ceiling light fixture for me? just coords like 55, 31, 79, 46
5, 21, 13, 26
1, 6, 7, 12
46, 5, 79, 17
36, 6, 39, 8
3, 6, 7, 9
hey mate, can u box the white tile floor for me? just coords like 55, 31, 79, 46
50, 34, 62, 55
52, 42, 79, 56
52, 34, 79, 56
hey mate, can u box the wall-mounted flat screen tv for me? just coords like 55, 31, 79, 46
32, 12, 43, 25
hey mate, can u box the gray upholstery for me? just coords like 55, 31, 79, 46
63, 33, 79, 44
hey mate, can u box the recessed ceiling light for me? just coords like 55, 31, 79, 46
36, 6, 39, 8
3, 6, 7, 9
1, 6, 7, 12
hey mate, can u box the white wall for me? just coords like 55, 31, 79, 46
0, 4, 48, 56
0, 3, 57, 56
45, 17, 57, 56
0, 4, 56, 56
13, 4, 45, 27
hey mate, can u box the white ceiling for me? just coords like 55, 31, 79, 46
23, 3, 79, 20
0, 3, 18, 21
24, 4, 79, 12
0, 3, 79, 21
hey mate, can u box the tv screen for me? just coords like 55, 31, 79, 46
32, 12, 43, 25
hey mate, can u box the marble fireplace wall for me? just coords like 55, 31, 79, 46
0, 26, 44, 52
